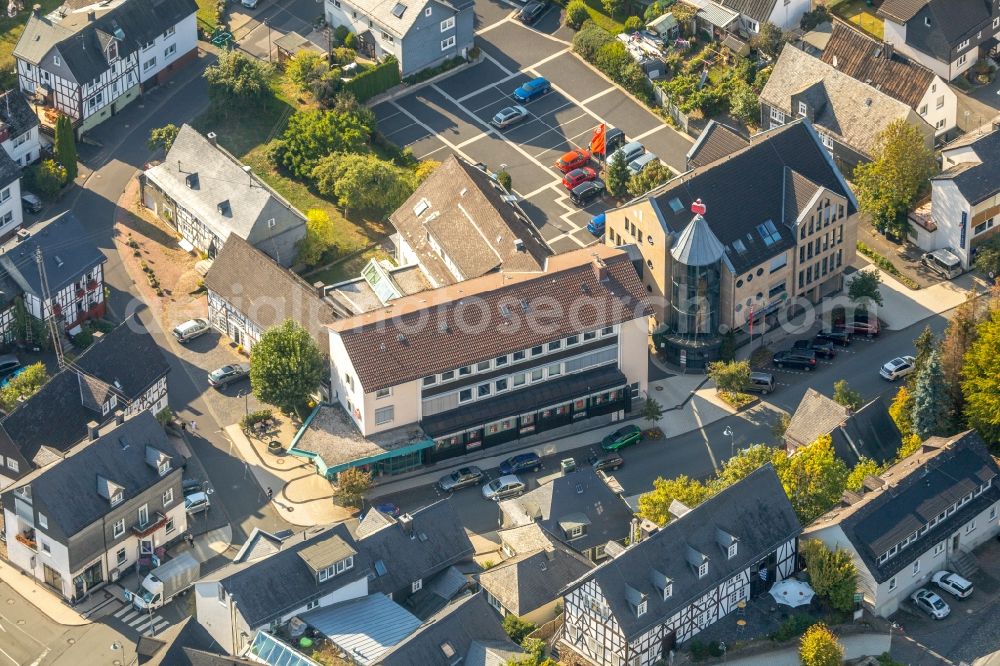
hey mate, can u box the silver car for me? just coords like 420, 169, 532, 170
437, 466, 485, 492
208, 363, 251, 388
491, 105, 529, 129
911, 588, 950, 619
173, 318, 211, 343
481, 475, 526, 501
185, 491, 211, 515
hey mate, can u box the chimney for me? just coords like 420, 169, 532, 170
313, 281, 325, 298
86, 10, 95, 21
884, 42, 893, 60
32, 3, 40, 16
114, 410, 125, 426
206, 131, 217, 146
86, 420, 100, 441
399, 513, 413, 537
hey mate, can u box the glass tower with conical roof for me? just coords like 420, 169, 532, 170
669, 199, 726, 337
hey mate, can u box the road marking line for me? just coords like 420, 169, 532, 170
415, 144, 450, 160
26, 649, 50, 666
113, 604, 132, 618
524, 182, 562, 199
475, 14, 514, 36
481, 52, 514, 77
632, 125, 668, 142
457, 74, 521, 103
579, 87, 617, 106
524, 47, 573, 71
120, 609, 139, 623
455, 134, 487, 149
153, 620, 170, 632
0, 644, 18, 666
132, 617, 155, 632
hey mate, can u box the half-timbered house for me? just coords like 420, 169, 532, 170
560, 465, 800, 666
13, 0, 198, 136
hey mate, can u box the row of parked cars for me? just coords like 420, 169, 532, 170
911, 570, 975, 620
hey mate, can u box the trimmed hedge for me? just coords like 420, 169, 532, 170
343, 56, 401, 102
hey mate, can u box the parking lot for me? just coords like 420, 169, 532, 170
373, 1, 692, 251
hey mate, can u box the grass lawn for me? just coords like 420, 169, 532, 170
303, 247, 391, 285
830, 0, 883, 40
0, 0, 62, 89
554, 0, 626, 34
196, 0, 220, 31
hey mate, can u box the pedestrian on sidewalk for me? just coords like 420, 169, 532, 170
266, 487, 273, 501
190, 420, 198, 432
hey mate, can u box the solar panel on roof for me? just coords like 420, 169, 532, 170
392, 2, 407, 17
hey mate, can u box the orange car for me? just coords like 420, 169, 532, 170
556, 148, 591, 173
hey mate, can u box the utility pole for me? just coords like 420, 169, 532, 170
34, 246, 64, 369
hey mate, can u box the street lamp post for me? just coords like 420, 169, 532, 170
238, 389, 249, 417
723, 425, 734, 457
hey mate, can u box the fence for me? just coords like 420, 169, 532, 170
652, 85, 690, 134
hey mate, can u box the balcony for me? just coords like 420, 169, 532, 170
15, 529, 37, 551
131, 512, 167, 538
86, 280, 99, 292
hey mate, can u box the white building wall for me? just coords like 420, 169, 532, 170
140, 13, 198, 83
278, 576, 368, 623
195, 582, 253, 655
929, 180, 972, 266
329, 330, 367, 432
0, 178, 24, 237
915, 78, 957, 135
767, 0, 810, 31
2, 126, 41, 166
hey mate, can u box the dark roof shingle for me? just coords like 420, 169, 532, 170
933, 129, 1000, 205
686, 121, 749, 169
718, 0, 777, 23
0, 212, 105, 296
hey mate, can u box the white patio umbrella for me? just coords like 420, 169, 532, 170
768, 579, 816, 608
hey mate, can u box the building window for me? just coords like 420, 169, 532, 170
568, 525, 584, 538
936, 95, 944, 109
770, 107, 785, 123
163, 488, 174, 506
381, 31, 393, 43
958, 39, 970, 50
459, 365, 472, 376
994, 16, 999, 28
53, 56, 61, 66
412, 578, 423, 593
477, 383, 491, 398
547, 362, 561, 377
111, 491, 124, 507
440, 16, 455, 31
912, 560, 920, 576
821, 133, 833, 149
548, 340, 561, 351
113, 519, 125, 538
797, 101, 807, 116
117, 548, 127, 565
87, 92, 104, 111
513, 350, 526, 361
138, 504, 149, 527
165, 519, 175, 534
375, 406, 394, 425
495, 355, 508, 366
991, 506, 997, 520
530, 368, 543, 382
934, 542, 945, 555
37, 513, 47, 529
770, 254, 787, 273
698, 562, 708, 578
636, 600, 647, 617
531, 345, 544, 356
888, 577, 896, 591
495, 378, 508, 392
966, 520, 976, 533
663, 582, 673, 599
727, 542, 738, 559
6, 458, 17, 472
143, 57, 156, 72
158, 460, 170, 476
164, 43, 177, 58
974, 218, 994, 236
164, 25, 176, 38
107, 40, 118, 62
958, 53, 968, 66
441, 36, 456, 51
376, 387, 392, 399
425, 6, 432, 15
0, 187, 9, 203
423, 376, 436, 386
919, 104, 927, 115
306, 599, 319, 610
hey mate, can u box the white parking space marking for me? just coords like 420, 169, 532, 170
415, 144, 450, 160
456, 134, 488, 149
475, 13, 515, 36
632, 124, 669, 143
482, 51, 515, 77
579, 87, 617, 106
458, 75, 522, 103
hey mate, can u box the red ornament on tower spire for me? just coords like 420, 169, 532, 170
691, 198, 707, 215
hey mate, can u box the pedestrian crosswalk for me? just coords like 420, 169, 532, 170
112, 602, 172, 635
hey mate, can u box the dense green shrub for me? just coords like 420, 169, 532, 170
624, 15, 642, 32
565, 0, 589, 28
770, 614, 815, 642
572, 20, 615, 61
343, 56, 401, 102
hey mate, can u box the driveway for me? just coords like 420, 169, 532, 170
372, 1, 692, 251
231, 0, 327, 61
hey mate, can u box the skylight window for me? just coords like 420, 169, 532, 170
756, 220, 781, 246
413, 198, 429, 216
668, 197, 684, 213
731, 239, 747, 253
392, 2, 407, 18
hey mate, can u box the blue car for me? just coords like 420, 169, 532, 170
499, 452, 543, 475
513, 77, 551, 103
588, 213, 606, 236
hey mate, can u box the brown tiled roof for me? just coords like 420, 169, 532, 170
329, 246, 650, 393
820, 22, 935, 109
204, 235, 339, 348
388, 155, 552, 287
878, 0, 927, 22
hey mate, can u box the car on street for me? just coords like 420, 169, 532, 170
241, 0, 258, 7
374, 502, 402, 518
556, 148, 591, 173
499, 452, 543, 475
879, 355, 916, 381
911, 588, 951, 619
517, 1, 547, 24
837, 318, 880, 337
772, 349, 817, 371
921, 248, 963, 279
815, 329, 853, 346
743, 371, 775, 394
173, 318, 211, 343
185, 492, 211, 515
562, 167, 597, 190
437, 466, 486, 492
792, 338, 837, 359
491, 105, 529, 129
182, 478, 204, 496
931, 571, 974, 599
570, 179, 605, 207
482, 475, 526, 501
513, 77, 550, 102
208, 363, 250, 387
20, 191, 42, 214
602, 424, 642, 451
590, 453, 624, 472
0, 354, 21, 380
587, 213, 605, 236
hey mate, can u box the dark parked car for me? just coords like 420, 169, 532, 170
792, 338, 836, 358
207, 363, 250, 387
601, 425, 642, 451
815, 329, 853, 346
772, 349, 817, 371
517, 1, 547, 24
590, 453, 624, 472
21, 191, 43, 214
182, 478, 204, 496
500, 452, 543, 475
837, 318, 880, 337
743, 371, 775, 394
570, 179, 605, 206
437, 466, 486, 492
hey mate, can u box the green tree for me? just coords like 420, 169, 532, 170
644, 0, 670, 21
147, 124, 179, 155
335, 467, 372, 507
626, 160, 672, 198
641, 396, 664, 424
888, 385, 914, 437
624, 15, 643, 32
296, 209, 337, 266
728, 80, 760, 125
706, 359, 751, 394
281, 108, 374, 179
249, 320, 325, 416
848, 271, 884, 307
800, 540, 858, 612
204, 50, 272, 105
832, 379, 863, 411
502, 615, 536, 644
775, 434, 848, 524
910, 325, 936, 387
911, 350, 949, 439
973, 236, 1000, 278
312, 153, 414, 216
28, 159, 67, 199
846, 457, 882, 492
496, 168, 513, 191
799, 624, 844, 666
286, 52, 328, 90
605, 150, 630, 197
771, 412, 791, 442
54, 114, 78, 182
961, 309, 1000, 442
939, 297, 978, 430
0, 362, 50, 412
853, 120, 937, 234
799, 6, 831, 30
638, 475, 713, 525
715, 444, 777, 489
751, 22, 788, 59
897, 433, 922, 460
602, 0, 623, 18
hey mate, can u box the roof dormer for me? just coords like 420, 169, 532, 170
625, 584, 647, 618
687, 544, 708, 578
650, 568, 673, 600
298, 535, 357, 584
97, 475, 125, 506
145, 446, 172, 476
716, 527, 739, 559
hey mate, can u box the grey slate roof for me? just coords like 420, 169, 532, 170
564, 465, 801, 641
499, 467, 633, 554
73, 315, 170, 399
377, 593, 522, 666
784, 388, 850, 449
717, 0, 777, 23
829, 394, 902, 466
686, 120, 748, 169
479, 544, 592, 616
144, 125, 307, 250
933, 128, 1000, 205
645, 120, 856, 276
670, 213, 727, 266
761, 45, 932, 160
0, 212, 104, 296
884, 0, 993, 61
810, 431, 1000, 583
0, 147, 20, 190
389, 154, 552, 287
0, 89, 39, 140
204, 235, 339, 348
346, 0, 469, 39
14, 0, 198, 82
136, 617, 256, 666
11, 411, 180, 537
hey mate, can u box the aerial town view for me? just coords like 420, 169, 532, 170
0, 0, 997, 664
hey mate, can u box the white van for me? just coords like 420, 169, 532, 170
921, 249, 963, 279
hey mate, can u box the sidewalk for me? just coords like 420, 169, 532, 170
725, 632, 890, 666
225, 424, 355, 527
0, 558, 89, 626
857, 261, 982, 330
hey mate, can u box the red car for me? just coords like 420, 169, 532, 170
562, 167, 597, 190
556, 148, 591, 173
